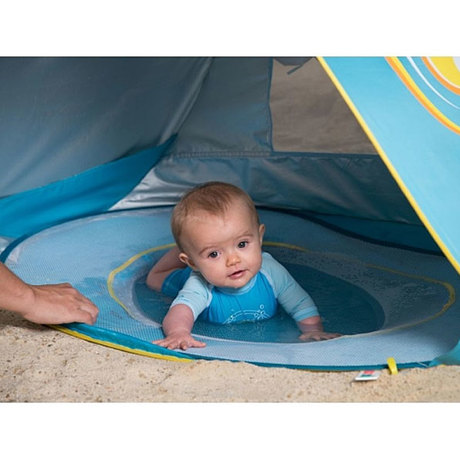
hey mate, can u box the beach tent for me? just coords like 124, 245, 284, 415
1, 56, 460, 370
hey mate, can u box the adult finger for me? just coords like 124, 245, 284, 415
78, 301, 99, 321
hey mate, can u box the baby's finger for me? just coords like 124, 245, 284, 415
192, 339, 206, 348
176, 339, 187, 350
323, 332, 342, 340
152, 339, 169, 348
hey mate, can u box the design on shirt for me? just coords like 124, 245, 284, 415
223, 303, 271, 324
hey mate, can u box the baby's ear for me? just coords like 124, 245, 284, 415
259, 224, 266, 243
179, 252, 196, 269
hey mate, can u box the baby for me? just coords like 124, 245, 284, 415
147, 181, 340, 350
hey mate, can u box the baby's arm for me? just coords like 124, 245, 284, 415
262, 253, 340, 342
153, 304, 206, 350
147, 246, 185, 292
297, 315, 341, 342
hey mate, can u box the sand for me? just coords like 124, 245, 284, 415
1, 309, 460, 403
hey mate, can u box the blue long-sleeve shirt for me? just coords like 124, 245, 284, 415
162, 252, 319, 325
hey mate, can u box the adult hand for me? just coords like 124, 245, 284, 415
0, 263, 98, 325
21, 282, 99, 325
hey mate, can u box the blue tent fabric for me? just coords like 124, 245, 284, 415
170, 57, 273, 154
0, 137, 173, 238
0, 57, 211, 196
320, 57, 460, 275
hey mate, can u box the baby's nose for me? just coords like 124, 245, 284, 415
226, 252, 240, 266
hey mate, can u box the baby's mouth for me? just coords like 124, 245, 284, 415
229, 269, 246, 279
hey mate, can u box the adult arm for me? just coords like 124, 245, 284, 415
0, 262, 98, 325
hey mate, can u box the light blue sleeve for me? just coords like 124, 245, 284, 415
261, 252, 319, 322
170, 272, 211, 320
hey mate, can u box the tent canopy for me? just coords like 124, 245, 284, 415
0, 57, 430, 244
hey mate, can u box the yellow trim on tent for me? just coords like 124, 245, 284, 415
50, 325, 193, 363
107, 242, 176, 317
317, 56, 460, 276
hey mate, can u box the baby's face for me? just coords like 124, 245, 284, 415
179, 200, 265, 289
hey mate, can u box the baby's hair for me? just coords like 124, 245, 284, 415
171, 181, 259, 249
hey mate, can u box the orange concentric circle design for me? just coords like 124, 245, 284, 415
386, 57, 460, 135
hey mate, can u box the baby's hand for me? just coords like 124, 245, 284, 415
153, 331, 206, 351
299, 331, 341, 342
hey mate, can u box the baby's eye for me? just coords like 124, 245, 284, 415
208, 251, 219, 259
238, 241, 248, 249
